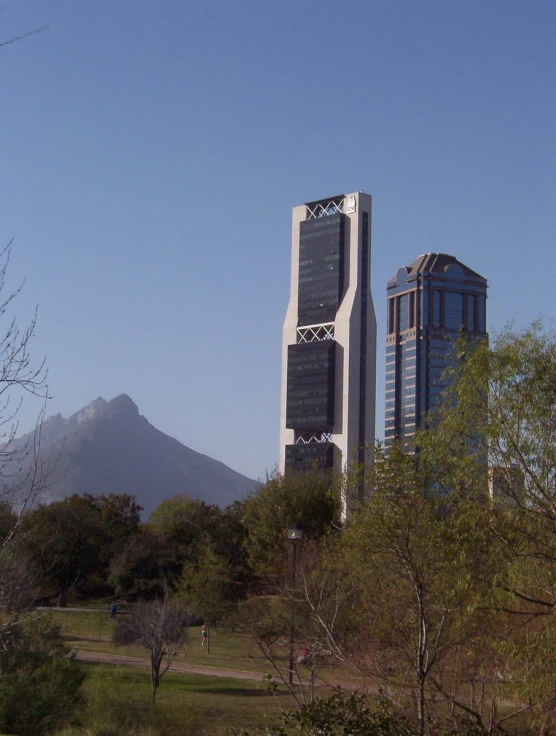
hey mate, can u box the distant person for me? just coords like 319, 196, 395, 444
202, 623, 208, 646
110, 602, 117, 619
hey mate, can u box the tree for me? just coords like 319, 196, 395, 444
0, 244, 54, 630
113, 592, 190, 701
417, 323, 556, 729
149, 494, 218, 547
0, 251, 49, 511
242, 470, 341, 584
270, 445, 524, 735
151, 495, 254, 608
23, 500, 98, 605
0, 615, 85, 735
212, 500, 253, 598
84, 492, 142, 545
236, 539, 347, 707
19, 493, 142, 604
344, 447, 543, 735
420, 322, 556, 510
109, 526, 181, 600
179, 545, 233, 628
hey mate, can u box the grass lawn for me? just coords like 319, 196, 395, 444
52, 608, 353, 711
78, 661, 296, 735
53, 610, 293, 674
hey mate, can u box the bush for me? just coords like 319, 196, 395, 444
0, 617, 85, 735
227, 691, 417, 736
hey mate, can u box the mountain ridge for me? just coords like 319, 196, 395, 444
11, 394, 259, 517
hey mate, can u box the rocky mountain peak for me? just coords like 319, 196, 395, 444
108, 394, 139, 415
71, 397, 108, 425
9, 394, 258, 517
67, 394, 139, 427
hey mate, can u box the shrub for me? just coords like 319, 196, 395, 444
0, 617, 85, 735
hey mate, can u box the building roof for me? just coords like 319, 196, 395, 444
389, 253, 487, 286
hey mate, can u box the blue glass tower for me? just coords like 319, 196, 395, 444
385, 253, 487, 453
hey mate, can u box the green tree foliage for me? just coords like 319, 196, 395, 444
283, 691, 417, 736
19, 493, 142, 603
180, 545, 233, 625
150, 495, 253, 607
108, 526, 181, 599
340, 449, 503, 736
420, 322, 556, 507
256, 448, 528, 732
215, 501, 252, 596
0, 615, 84, 735
229, 691, 418, 736
18, 496, 101, 606
149, 495, 218, 553
418, 323, 556, 728
242, 471, 341, 582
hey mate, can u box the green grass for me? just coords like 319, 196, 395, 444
52, 609, 115, 643
54, 610, 285, 674
51, 607, 347, 732
73, 662, 295, 735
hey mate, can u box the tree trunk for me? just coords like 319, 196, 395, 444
416, 584, 427, 736
151, 654, 161, 702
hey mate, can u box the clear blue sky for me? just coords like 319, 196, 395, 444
2, 1, 555, 481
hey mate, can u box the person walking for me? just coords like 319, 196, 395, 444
201, 623, 208, 647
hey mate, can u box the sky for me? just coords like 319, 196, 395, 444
2, 0, 555, 482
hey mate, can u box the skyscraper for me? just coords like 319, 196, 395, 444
279, 192, 376, 476
385, 253, 487, 453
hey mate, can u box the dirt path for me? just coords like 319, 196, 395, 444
73, 649, 265, 682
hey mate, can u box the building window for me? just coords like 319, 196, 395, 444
478, 295, 486, 333
421, 290, 428, 327
433, 291, 442, 327
467, 295, 475, 331
400, 294, 409, 331
388, 298, 395, 334
445, 292, 463, 330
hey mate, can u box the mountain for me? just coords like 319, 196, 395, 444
10, 394, 259, 518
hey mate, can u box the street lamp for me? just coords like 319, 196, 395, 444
287, 524, 303, 685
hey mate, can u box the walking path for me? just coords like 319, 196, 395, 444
73, 649, 265, 682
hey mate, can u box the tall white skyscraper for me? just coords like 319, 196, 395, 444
279, 192, 376, 477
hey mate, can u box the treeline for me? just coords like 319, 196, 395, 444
10, 470, 338, 616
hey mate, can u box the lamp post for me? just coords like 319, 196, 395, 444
287, 524, 303, 685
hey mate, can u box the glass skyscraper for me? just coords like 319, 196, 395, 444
385, 253, 487, 453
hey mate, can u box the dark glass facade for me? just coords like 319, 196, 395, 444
285, 442, 338, 473
286, 341, 336, 430
298, 215, 346, 325
385, 254, 487, 453
285, 206, 351, 473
